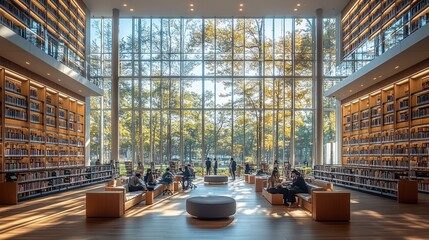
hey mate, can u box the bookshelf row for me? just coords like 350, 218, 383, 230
342, 71, 429, 170
342, 0, 429, 58
0, 66, 89, 203
0, 0, 86, 76
313, 165, 429, 196
0, 164, 113, 203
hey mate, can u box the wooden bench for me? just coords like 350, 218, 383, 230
145, 184, 167, 204
105, 186, 146, 211
295, 179, 333, 212
312, 191, 350, 221
86, 191, 125, 217
262, 187, 283, 205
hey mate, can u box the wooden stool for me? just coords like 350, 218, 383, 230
255, 177, 267, 192
398, 179, 418, 203
173, 182, 180, 191
146, 191, 154, 205
249, 175, 256, 184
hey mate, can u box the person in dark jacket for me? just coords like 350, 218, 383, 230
229, 158, 237, 180
276, 169, 307, 206
182, 165, 191, 190
213, 158, 218, 175
244, 162, 251, 174
205, 157, 212, 175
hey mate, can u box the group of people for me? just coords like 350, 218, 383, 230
267, 168, 307, 206
205, 157, 237, 180
128, 164, 196, 192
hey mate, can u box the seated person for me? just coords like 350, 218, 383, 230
244, 162, 251, 174
160, 168, 174, 185
144, 168, 156, 186
128, 173, 147, 192
187, 164, 195, 179
182, 166, 192, 190
275, 169, 307, 206
267, 169, 282, 192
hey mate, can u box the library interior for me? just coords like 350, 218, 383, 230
0, 0, 429, 239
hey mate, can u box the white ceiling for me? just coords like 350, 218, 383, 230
83, 0, 348, 18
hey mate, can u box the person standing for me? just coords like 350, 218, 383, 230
213, 158, 218, 175
205, 157, 212, 175
230, 158, 237, 180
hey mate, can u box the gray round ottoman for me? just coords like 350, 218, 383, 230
186, 195, 236, 219
204, 175, 228, 183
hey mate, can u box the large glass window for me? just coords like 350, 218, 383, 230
89, 17, 340, 168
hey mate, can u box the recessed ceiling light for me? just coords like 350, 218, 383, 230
25, 61, 30, 65
190, 3, 194, 7
361, 84, 364, 87
47, 73, 50, 76
349, 90, 353, 92
239, 3, 244, 7
379, 75, 382, 78
123, 3, 127, 7
373, 77, 377, 80
239, 8, 243, 11
78, 90, 82, 92
297, 3, 301, 6
130, 8, 134, 11
190, 8, 194, 11
294, 8, 298, 11
395, 66, 399, 69
58, 79, 61, 81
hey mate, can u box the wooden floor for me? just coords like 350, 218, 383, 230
1, 177, 428, 240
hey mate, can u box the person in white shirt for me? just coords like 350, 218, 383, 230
129, 173, 147, 192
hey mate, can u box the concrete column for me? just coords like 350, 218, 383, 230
85, 97, 91, 166
315, 8, 324, 166
111, 8, 119, 162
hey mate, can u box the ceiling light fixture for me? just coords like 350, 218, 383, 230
395, 65, 399, 69
349, 90, 353, 92
373, 77, 377, 80
297, 3, 301, 6
190, 8, 194, 11
239, 8, 243, 11
294, 8, 298, 11
239, 3, 244, 7
190, 3, 194, 7
58, 79, 61, 81
25, 61, 30, 65
361, 84, 364, 87
130, 8, 134, 11
47, 73, 50, 76
78, 90, 82, 93
123, 4, 127, 7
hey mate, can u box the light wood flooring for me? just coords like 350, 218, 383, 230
1, 177, 428, 240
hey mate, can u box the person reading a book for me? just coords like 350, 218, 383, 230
129, 173, 147, 192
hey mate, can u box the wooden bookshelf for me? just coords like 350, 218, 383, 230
0, 67, 110, 204
323, 67, 429, 197
341, 0, 429, 58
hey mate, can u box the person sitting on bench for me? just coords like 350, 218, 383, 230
276, 169, 307, 206
160, 168, 174, 195
182, 165, 192, 190
129, 173, 147, 192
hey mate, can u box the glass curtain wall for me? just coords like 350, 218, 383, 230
89, 17, 338, 168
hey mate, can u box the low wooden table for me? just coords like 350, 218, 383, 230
255, 177, 268, 192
